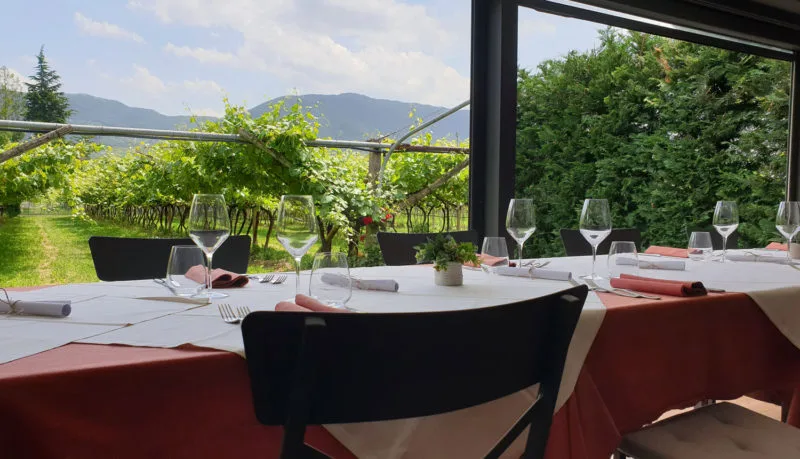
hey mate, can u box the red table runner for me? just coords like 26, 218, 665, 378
2, 290, 800, 458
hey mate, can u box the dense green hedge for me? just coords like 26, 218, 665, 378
517, 30, 789, 256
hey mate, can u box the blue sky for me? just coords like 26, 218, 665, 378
1, 0, 601, 117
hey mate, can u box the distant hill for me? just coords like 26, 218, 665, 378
251, 93, 469, 141
64, 93, 469, 149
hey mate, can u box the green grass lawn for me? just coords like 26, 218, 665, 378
0, 215, 335, 287
0, 215, 152, 287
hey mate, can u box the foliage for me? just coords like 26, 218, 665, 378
0, 66, 25, 145
414, 234, 478, 271
516, 29, 790, 257
24, 46, 72, 123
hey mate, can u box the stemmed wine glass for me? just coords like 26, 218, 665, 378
776, 201, 800, 264
579, 199, 611, 280
188, 194, 231, 299
713, 201, 739, 263
505, 199, 536, 268
276, 195, 319, 295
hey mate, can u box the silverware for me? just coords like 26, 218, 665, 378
237, 305, 251, 320
137, 296, 210, 305
522, 260, 551, 268
583, 278, 661, 300
269, 274, 288, 284
258, 274, 275, 284
218, 304, 242, 324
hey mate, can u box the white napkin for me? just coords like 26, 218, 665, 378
0, 300, 71, 317
726, 252, 789, 264
494, 267, 573, 281
616, 257, 686, 271
321, 273, 399, 292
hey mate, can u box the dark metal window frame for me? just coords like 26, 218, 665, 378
470, 0, 800, 240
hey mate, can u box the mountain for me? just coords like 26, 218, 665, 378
65, 93, 469, 149
251, 93, 469, 141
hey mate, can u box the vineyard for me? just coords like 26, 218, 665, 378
0, 100, 471, 272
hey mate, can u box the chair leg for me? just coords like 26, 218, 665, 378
782, 401, 790, 423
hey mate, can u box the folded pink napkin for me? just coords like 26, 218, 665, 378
466, 254, 515, 268
644, 246, 689, 258
274, 294, 347, 313
185, 265, 249, 288
611, 273, 706, 297
766, 242, 788, 251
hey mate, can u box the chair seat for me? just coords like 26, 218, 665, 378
619, 402, 800, 458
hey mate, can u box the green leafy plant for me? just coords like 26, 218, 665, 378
413, 234, 478, 271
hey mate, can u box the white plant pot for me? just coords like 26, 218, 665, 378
434, 262, 463, 286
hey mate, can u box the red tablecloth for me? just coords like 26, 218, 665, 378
2, 290, 799, 459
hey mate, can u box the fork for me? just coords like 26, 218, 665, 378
583, 278, 661, 300
218, 303, 242, 324
257, 274, 275, 284
269, 274, 288, 284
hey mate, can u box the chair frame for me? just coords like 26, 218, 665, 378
376, 230, 480, 265
241, 285, 588, 459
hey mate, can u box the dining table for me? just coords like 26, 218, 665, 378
2, 249, 800, 459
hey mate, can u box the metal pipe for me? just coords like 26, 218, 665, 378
0, 119, 470, 154
378, 99, 471, 186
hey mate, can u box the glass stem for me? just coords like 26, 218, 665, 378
518, 242, 524, 268
722, 235, 728, 263
294, 256, 302, 296
591, 245, 597, 279
788, 238, 793, 264
206, 253, 214, 295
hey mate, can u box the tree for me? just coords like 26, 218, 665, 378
0, 66, 25, 144
24, 46, 71, 123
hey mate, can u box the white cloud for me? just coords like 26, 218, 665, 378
191, 107, 224, 117
1, 67, 31, 91
182, 78, 224, 94
121, 65, 166, 94
519, 17, 557, 37
129, 0, 468, 106
164, 43, 236, 65
74, 12, 145, 43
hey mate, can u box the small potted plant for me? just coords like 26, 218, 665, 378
414, 234, 478, 286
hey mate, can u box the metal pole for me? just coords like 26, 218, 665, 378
377, 99, 471, 187
788, 51, 800, 201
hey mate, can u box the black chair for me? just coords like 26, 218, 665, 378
376, 230, 479, 265
88, 235, 251, 281
241, 285, 588, 459
560, 228, 642, 256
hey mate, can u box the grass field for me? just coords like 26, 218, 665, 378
0, 215, 334, 287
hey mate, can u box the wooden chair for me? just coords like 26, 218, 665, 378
241, 285, 589, 459
560, 228, 642, 256
88, 235, 251, 281
376, 230, 479, 265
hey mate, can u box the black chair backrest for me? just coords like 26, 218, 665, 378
377, 230, 479, 265
560, 228, 642, 256
241, 285, 588, 459
708, 229, 739, 250
88, 235, 251, 281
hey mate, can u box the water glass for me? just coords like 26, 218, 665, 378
480, 237, 510, 274
165, 245, 206, 297
188, 193, 231, 299
505, 199, 536, 268
580, 198, 612, 280
277, 195, 319, 295
776, 201, 800, 263
607, 241, 638, 279
688, 232, 714, 261
309, 252, 352, 309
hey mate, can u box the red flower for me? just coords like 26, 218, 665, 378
359, 234, 366, 241
362, 216, 374, 225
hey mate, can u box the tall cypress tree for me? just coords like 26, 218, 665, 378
24, 46, 71, 123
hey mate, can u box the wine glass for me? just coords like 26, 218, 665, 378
480, 237, 510, 274
188, 194, 231, 299
276, 195, 319, 295
776, 201, 800, 264
713, 201, 739, 263
505, 199, 536, 268
309, 252, 353, 310
579, 198, 611, 280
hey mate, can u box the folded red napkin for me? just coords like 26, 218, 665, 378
766, 242, 788, 251
185, 265, 249, 288
466, 254, 515, 268
274, 294, 347, 313
610, 273, 707, 297
644, 246, 689, 258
